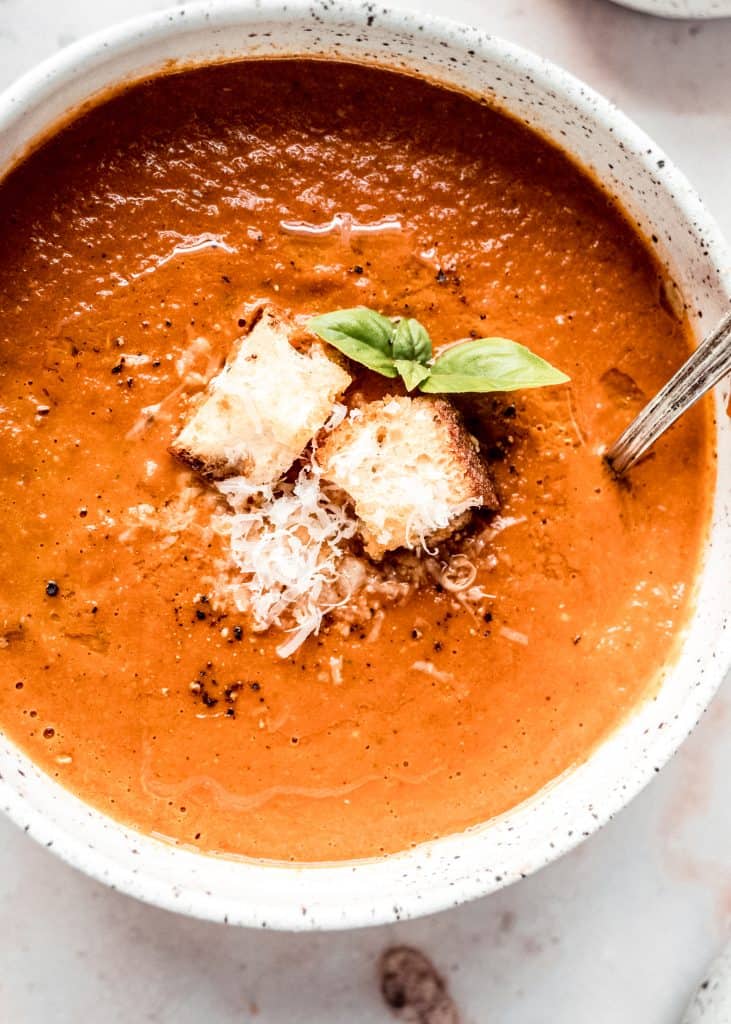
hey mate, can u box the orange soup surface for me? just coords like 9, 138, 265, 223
0, 61, 713, 861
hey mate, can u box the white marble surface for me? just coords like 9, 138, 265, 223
0, 1, 729, 1021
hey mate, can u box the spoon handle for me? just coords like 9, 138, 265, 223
606, 309, 731, 475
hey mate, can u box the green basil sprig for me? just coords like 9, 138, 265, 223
307, 307, 569, 394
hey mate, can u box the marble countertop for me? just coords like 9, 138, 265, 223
0, 1, 729, 1021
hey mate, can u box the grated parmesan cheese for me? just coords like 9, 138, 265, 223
499, 626, 529, 646
212, 450, 358, 657
411, 660, 455, 684
120, 482, 214, 548
329, 655, 344, 685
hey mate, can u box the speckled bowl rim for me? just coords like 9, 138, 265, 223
0, 0, 729, 931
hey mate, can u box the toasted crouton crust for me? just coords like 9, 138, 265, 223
170, 306, 352, 484
318, 395, 498, 558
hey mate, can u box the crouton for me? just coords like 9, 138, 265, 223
170, 307, 352, 484
318, 395, 498, 558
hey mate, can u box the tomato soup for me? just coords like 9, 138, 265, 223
0, 60, 713, 861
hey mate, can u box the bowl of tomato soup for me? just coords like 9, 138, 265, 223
0, 1, 729, 929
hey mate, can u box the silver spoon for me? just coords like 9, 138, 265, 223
605, 308, 731, 475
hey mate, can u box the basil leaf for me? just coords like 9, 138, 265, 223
394, 359, 432, 392
307, 307, 398, 378
392, 317, 433, 364
422, 337, 570, 393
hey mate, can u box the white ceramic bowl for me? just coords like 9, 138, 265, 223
0, 0, 729, 932
609, 0, 731, 17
